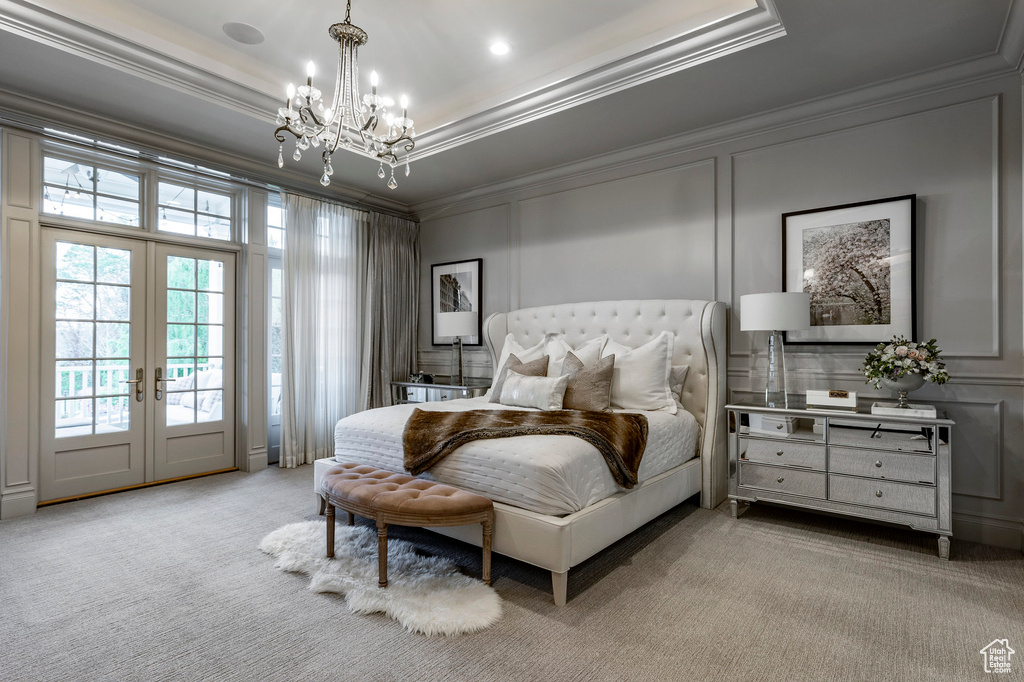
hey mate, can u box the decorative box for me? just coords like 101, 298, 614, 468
870, 402, 937, 418
806, 389, 858, 411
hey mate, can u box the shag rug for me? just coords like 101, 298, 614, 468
259, 520, 502, 636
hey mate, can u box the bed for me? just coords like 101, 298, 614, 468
313, 299, 728, 605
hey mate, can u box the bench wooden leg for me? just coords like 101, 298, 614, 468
317, 494, 326, 516
347, 511, 354, 526
376, 518, 389, 588
325, 503, 335, 558
481, 516, 493, 586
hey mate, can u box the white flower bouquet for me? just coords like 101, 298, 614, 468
862, 335, 949, 388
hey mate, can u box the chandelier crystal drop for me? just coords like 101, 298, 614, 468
272, 0, 415, 190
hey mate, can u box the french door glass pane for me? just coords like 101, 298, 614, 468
56, 282, 94, 319
54, 241, 132, 438
166, 256, 225, 424
96, 285, 130, 321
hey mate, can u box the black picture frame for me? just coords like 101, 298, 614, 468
782, 194, 916, 344
430, 258, 483, 346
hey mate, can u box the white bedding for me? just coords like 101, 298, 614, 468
331, 397, 699, 516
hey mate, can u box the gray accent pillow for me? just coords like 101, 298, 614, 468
489, 353, 550, 403
560, 351, 615, 411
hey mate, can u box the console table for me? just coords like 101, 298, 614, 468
728, 400, 954, 559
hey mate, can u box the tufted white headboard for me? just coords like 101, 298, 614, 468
482, 299, 728, 509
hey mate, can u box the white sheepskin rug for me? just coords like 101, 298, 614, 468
259, 520, 502, 636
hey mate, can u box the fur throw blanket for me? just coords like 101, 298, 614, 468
402, 409, 648, 489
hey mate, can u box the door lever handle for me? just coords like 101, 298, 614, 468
123, 367, 144, 402
155, 367, 166, 401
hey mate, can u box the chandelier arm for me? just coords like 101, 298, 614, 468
274, 124, 299, 143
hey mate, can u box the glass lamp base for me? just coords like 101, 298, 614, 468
764, 330, 787, 408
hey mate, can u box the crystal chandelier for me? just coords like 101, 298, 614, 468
273, 0, 415, 190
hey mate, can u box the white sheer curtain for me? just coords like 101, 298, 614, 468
279, 194, 369, 468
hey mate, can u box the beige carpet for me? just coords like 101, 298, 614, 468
0, 466, 1021, 682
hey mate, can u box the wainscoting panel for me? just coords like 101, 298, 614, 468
517, 159, 716, 308
730, 96, 1000, 359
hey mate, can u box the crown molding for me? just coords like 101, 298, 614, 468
408, 53, 1015, 216
997, 0, 1024, 73
412, 0, 785, 160
0, 0, 784, 163
0, 0, 277, 122
0, 88, 413, 215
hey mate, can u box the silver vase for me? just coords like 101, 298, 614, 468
879, 373, 926, 408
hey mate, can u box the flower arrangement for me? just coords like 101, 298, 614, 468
862, 335, 950, 388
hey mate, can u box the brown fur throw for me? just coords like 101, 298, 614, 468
403, 409, 648, 489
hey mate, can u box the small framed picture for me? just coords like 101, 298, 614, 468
431, 258, 483, 346
783, 194, 916, 344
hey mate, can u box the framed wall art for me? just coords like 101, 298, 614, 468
431, 258, 483, 346
783, 194, 916, 344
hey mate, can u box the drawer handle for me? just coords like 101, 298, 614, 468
777, 476, 785, 483
776, 424, 784, 430
875, 490, 883, 498
875, 460, 883, 468
776, 450, 784, 457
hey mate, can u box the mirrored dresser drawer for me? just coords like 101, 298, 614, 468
728, 402, 954, 560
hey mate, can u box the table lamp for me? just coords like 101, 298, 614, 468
740, 292, 811, 408
436, 310, 477, 385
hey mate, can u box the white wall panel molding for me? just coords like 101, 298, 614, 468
729, 366, 1024, 388
1, 128, 41, 518
515, 160, 716, 308
410, 55, 1015, 217
730, 95, 1005, 360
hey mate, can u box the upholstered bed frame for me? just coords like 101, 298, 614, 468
315, 299, 728, 605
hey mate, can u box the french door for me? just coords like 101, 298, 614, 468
39, 228, 235, 502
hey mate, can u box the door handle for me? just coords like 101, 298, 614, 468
155, 366, 166, 401
123, 367, 144, 402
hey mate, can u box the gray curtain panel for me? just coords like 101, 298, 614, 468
280, 194, 369, 467
363, 212, 420, 409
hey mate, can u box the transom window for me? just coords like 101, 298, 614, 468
158, 182, 232, 241
268, 192, 284, 250
43, 156, 141, 226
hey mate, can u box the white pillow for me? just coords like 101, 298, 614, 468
670, 365, 690, 400
499, 370, 569, 411
568, 336, 608, 369
601, 331, 677, 413
489, 333, 569, 393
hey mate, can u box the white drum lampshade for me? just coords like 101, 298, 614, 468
436, 311, 477, 385
740, 292, 810, 407
436, 311, 477, 339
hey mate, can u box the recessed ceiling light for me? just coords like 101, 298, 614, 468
489, 41, 511, 56
223, 22, 265, 45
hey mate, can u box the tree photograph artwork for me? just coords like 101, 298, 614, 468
783, 195, 915, 344
802, 219, 891, 327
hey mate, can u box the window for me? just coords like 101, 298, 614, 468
158, 181, 232, 240
267, 192, 284, 249
43, 156, 141, 226
269, 263, 282, 417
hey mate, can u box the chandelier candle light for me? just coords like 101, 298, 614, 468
740, 292, 811, 408
273, 0, 415, 189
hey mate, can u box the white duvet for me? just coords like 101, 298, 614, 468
331, 397, 699, 516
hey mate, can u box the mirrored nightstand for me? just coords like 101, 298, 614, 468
391, 377, 492, 405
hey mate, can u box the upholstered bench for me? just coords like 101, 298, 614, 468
320, 463, 494, 587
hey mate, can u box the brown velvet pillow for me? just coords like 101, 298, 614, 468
560, 351, 614, 411
489, 354, 550, 403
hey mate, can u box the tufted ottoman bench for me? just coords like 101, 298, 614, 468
320, 463, 494, 587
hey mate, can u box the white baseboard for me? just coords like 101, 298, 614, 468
953, 512, 1023, 552
0, 487, 38, 519
245, 449, 268, 472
